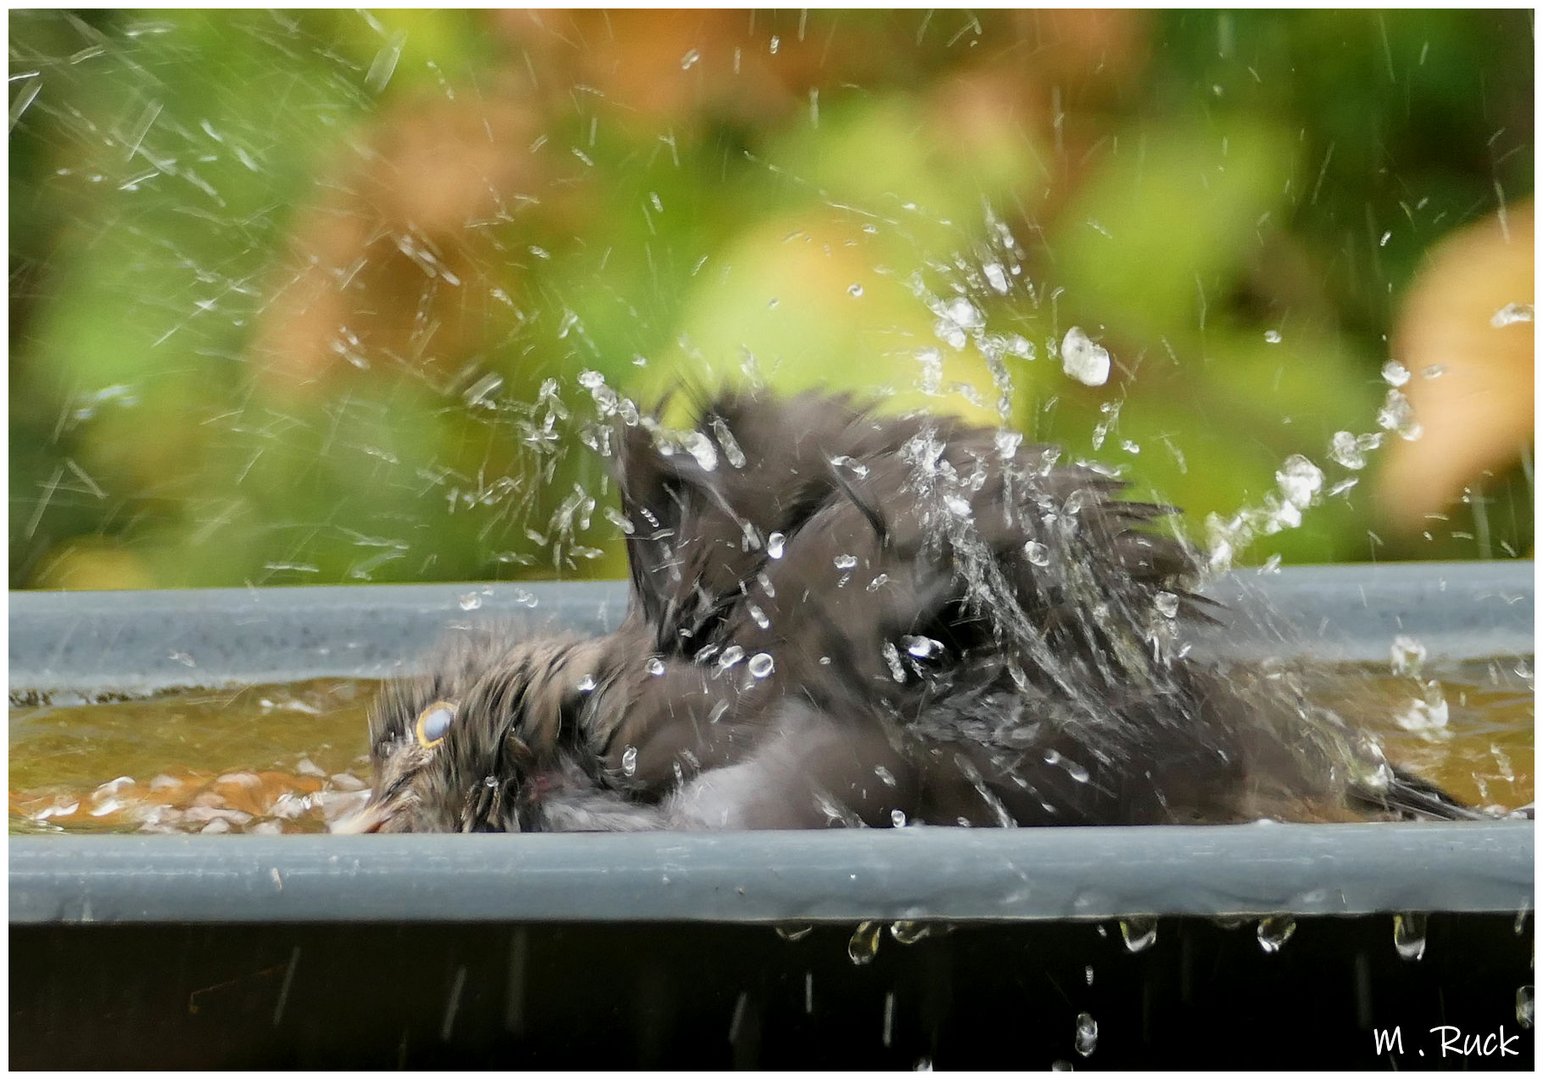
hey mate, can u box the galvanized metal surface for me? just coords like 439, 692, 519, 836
9, 821, 1533, 925
9, 561, 1534, 696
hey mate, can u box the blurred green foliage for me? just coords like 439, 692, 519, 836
9, 9, 1533, 589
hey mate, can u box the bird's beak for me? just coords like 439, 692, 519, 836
328, 796, 391, 834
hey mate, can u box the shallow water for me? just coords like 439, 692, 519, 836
9, 679, 377, 835
8, 659, 1533, 835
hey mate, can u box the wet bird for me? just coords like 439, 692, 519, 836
333, 390, 1476, 833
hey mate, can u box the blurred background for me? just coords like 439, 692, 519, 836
9, 9, 1534, 591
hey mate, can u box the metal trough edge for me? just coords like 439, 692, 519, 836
10, 821, 1533, 926
9, 560, 1536, 696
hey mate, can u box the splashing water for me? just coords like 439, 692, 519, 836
1060, 327, 1111, 388
847, 921, 882, 965
1073, 1012, 1099, 1057
1119, 916, 1158, 953
1255, 915, 1296, 954
1392, 912, 1428, 961
1491, 302, 1534, 328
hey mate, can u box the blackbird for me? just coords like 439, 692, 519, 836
333, 390, 1476, 833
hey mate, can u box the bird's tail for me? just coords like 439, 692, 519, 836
1348, 764, 1488, 822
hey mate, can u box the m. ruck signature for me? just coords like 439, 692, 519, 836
1373, 1025, 1522, 1059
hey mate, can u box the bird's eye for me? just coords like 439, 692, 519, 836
414, 701, 457, 748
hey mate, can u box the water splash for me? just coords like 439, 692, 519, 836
847, 921, 882, 965
1060, 327, 1111, 387
1119, 916, 1157, 953
1491, 302, 1534, 328
1073, 1012, 1098, 1057
1393, 912, 1427, 961
1256, 915, 1296, 954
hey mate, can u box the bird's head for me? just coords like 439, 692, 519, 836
330, 631, 611, 833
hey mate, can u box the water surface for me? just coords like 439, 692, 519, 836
9, 659, 1532, 835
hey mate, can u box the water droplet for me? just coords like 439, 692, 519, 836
890, 808, 908, 828
458, 592, 483, 611
891, 920, 931, 945
1074, 1012, 1098, 1057
483, 775, 498, 789
680, 48, 700, 70
982, 261, 1009, 294
1006, 334, 1035, 360
748, 603, 771, 630
717, 645, 745, 670
682, 431, 719, 471
463, 372, 504, 407
1491, 302, 1534, 327
1393, 912, 1427, 961
881, 641, 906, 682
1119, 916, 1157, 953
1154, 591, 1180, 619
829, 454, 870, 477
646, 657, 666, 677
915, 346, 944, 394
748, 652, 775, 679
577, 674, 598, 692
1390, 636, 1426, 677
1519, 985, 1534, 1029
766, 532, 786, 559
1051, 1060, 1074, 1071
1423, 364, 1445, 379
1381, 360, 1411, 387
1328, 430, 1367, 471
1061, 326, 1111, 387
605, 507, 636, 534
874, 765, 897, 787
1275, 455, 1324, 509
1264, 329, 1282, 344
1256, 914, 1296, 954
847, 921, 881, 964
931, 298, 981, 349
1395, 685, 1449, 731
1084, 965, 1094, 985
833, 554, 858, 571
1377, 388, 1422, 441
848, 282, 864, 298
709, 418, 747, 468
1024, 540, 1051, 567
866, 573, 890, 592
774, 924, 813, 942
621, 746, 638, 777
902, 635, 943, 659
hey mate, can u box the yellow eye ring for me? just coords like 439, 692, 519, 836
415, 700, 457, 749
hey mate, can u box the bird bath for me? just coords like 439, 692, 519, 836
9, 561, 1534, 1067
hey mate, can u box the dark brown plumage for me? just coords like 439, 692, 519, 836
333, 390, 1475, 833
